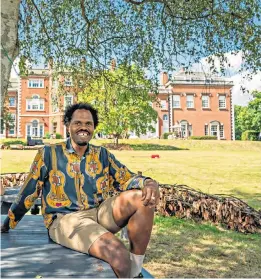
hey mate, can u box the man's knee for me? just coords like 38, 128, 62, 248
119, 189, 143, 206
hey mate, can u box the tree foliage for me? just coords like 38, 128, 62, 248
1, 112, 15, 139
235, 90, 261, 140
78, 64, 157, 144
18, 0, 261, 78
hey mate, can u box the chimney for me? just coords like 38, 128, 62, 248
110, 59, 116, 71
160, 72, 168, 86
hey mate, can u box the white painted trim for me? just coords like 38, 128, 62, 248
170, 94, 173, 132
27, 79, 44, 88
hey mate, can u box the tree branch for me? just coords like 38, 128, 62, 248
30, 0, 64, 57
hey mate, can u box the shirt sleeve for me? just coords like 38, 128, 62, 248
107, 149, 149, 191
3, 147, 48, 229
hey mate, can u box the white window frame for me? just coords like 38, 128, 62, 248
210, 124, 218, 136
28, 79, 44, 88
64, 95, 74, 108
9, 97, 16, 107
8, 113, 16, 135
160, 100, 167, 110
173, 95, 180, 108
163, 114, 168, 121
64, 78, 73, 87
202, 95, 209, 108
26, 95, 45, 111
26, 121, 44, 138
186, 95, 194, 108
219, 95, 226, 109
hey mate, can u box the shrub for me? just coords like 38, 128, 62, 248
190, 136, 217, 140
55, 133, 63, 139
2, 140, 26, 146
241, 130, 259, 141
44, 132, 51, 139
163, 132, 174, 139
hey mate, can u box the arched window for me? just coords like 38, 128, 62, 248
179, 120, 193, 138
26, 119, 44, 138
32, 120, 38, 127
209, 121, 224, 139
163, 114, 168, 121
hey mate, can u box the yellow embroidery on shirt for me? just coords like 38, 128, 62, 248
30, 149, 45, 180
46, 170, 71, 208
86, 146, 102, 178
96, 167, 110, 199
8, 209, 18, 229
78, 174, 90, 209
115, 167, 133, 187
24, 181, 43, 209
41, 196, 53, 229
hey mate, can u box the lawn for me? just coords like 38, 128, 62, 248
1, 139, 261, 277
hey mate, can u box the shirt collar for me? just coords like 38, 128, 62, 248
66, 138, 90, 156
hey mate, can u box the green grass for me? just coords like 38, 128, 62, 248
143, 216, 261, 278
1, 139, 261, 277
1, 139, 261, 209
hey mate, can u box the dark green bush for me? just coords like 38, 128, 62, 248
55, 133, 63, 139
163, 132, 174, 139
241, 130, 259, 141
2, 140, 26, 146
190, 136, 217, 140
44, 132, 51, 139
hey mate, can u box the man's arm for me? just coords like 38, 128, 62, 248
1, 147, 48, 232
107, 150, 160, 206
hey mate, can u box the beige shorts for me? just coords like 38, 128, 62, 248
48, 195, 122, 254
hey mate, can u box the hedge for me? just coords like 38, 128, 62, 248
241, 130, 259, 141
189, 136, 217, 140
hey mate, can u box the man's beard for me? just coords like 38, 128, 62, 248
76, 141, 88, 146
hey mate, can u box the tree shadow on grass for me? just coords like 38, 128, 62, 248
145, 216, 261, 278
130, 144, 189, 151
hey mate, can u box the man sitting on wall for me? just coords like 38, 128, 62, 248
1, 102, 160, 278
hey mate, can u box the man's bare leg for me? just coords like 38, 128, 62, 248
112, 189, 155, 255
88, 190, 154, 278
88, 232, 131, 278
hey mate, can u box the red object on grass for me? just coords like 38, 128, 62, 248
151, 154, 160, 158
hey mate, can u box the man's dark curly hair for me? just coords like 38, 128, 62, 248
63, 103, 99, 128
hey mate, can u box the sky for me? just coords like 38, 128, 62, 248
190, 52, 261, 106
11, 53, 260, 107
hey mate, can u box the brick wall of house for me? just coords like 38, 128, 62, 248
153, 71, 233, 140
20, 74, 50, 138
3, 69, 233, 140
171, 85, 232, 139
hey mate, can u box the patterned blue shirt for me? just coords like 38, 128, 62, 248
4, 139, 147, 229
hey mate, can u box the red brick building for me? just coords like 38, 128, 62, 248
1, 67, 75, 139
1, 68, 234, 140
152, 70, 234, 140
0, 78, 19, 138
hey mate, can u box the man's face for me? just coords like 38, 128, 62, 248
68, 109, 95, 146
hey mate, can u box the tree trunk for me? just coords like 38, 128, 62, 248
114, 136, 119, 147
1, 0, 20, 112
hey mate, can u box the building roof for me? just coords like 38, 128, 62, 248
167, 70, 233, 87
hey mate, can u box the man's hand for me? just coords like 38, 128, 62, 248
141, 179, 160, 207
1, 224, 9, 233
